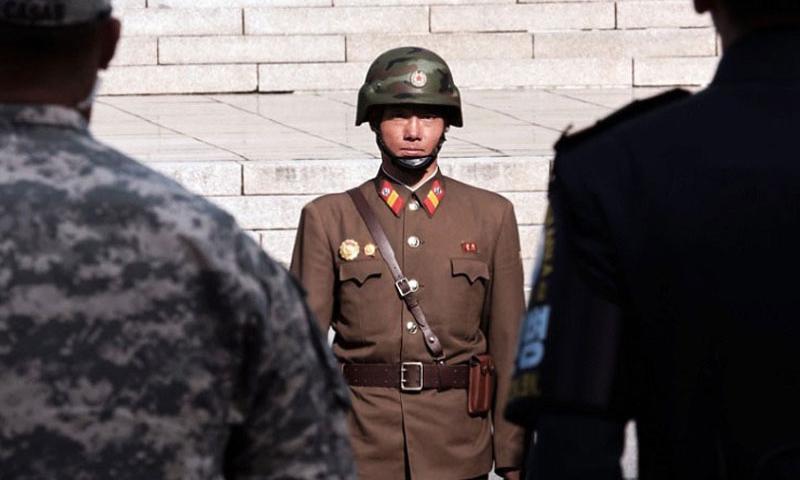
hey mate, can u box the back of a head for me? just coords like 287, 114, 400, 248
0, 21, 100, 67
0, 3, 244, 477
721, 0, 800, 26
0, 0, 117, 106
0, 0, 112, 60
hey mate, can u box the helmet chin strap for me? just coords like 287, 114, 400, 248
375, 132, 447, 172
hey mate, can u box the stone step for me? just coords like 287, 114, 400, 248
634, 56, 719, 86
534, 28, 716, 59
105, 2, 719, 93
146, 161, 243, 196
117, 8, 242, 36
257, 58, 632, 92
616, 1, 712, 29
110, 28, 718, 65
346, 33, 533, 61
149, 0, 330, 7
242, 157, 551, 195
246, 6, 430, 35
159, 35, 345, 65
134, 157, 553, 197
138, 156, 551, 285
104, 54, 720, 94
103, 65, 258, 95
430, 3, 614, 32
111, 37, 157, 66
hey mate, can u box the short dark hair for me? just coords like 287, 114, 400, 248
0, 22, 99, 67
721, 0, 800, 24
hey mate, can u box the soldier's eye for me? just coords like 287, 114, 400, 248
386, 110, 411, 119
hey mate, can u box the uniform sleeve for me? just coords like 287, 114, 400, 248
290, 202, 336, 331
225, 233, 355, 480
489, 201, 527, 471
505, 140, 630, 477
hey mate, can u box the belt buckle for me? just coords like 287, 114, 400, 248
400, 362, 423, 392
395, 277, 418, 298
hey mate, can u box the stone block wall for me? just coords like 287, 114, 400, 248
105, 0, 720, 94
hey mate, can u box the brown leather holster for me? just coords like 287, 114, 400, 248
468, 354, 496, 416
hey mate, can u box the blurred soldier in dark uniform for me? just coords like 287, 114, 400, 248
291, 47, 524, 479
0, 2, 355, 479
506, 0, 800, 479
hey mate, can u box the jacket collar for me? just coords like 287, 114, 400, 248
415, 172, 446, 217
713, 27, 800, 85
374, 168, 447, 217
0, 104, 88, 132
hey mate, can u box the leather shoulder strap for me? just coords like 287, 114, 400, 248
347, 188, 445, 362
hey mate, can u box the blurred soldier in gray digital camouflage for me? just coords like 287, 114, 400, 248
0, 1, 356, 479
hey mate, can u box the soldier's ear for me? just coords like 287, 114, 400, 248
97, 17, 121, 70
368, 107, 384, 132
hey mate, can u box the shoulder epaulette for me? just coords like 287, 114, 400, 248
554, 88, 692, 152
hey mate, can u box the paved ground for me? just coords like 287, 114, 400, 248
92, 87, 651, 478
93, 87, 669, 163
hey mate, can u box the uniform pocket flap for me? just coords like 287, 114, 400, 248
339, 259, 383, 285
451, 258, 490, 284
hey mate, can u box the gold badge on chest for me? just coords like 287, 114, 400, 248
339, 239, 360, 261
364, 243, 377, 256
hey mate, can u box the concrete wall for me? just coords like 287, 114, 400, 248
105, 0, 720, 94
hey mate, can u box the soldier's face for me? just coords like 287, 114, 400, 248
379, 106, 447, 157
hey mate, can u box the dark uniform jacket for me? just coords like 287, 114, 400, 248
291, 169, 525, 479
507, 28, 800, 480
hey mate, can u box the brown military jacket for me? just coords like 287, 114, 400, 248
291, 169, 525, 479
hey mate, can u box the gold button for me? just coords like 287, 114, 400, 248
408, 279, 419, 291
407, 236, 420, 248
406, 321, 418, 334
408, 201, 420, 212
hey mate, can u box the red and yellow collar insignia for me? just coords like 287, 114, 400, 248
421, 179, 445, 216
379, 180, 405, 216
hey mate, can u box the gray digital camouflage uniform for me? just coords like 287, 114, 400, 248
0, 103, 356, 480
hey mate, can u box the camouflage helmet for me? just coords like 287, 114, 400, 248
356, 47, 463, 128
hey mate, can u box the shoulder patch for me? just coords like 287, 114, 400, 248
555, 88, 692, 152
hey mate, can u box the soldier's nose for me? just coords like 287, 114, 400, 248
404, 117, 422, 140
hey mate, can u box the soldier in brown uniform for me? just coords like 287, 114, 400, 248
291, 47, 524, 480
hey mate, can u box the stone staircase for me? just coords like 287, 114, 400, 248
106, 0, 720, 94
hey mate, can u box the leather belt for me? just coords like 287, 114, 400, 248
342, 363, 469, 392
